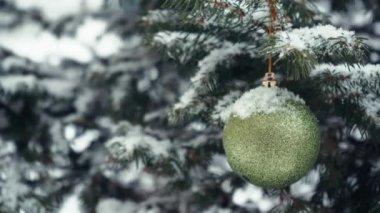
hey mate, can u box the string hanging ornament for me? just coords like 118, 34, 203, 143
262, 0, 277, 88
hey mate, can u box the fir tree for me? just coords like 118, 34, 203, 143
111, 0, 379, 212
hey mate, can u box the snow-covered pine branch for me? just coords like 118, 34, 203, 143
143, 10, 179, 24
154, 0, 288, 37
106, 122, 173, 162
0, 50, 80, 99
311, 64, 380, 126
192, 0, 281, 31
171, 43, 255, 122
0, 75, 77, 99
152, 31, 224, 64
262, 25, 368, 79
190, 43, 254, 91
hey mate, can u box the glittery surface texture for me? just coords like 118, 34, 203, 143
223, 101, 320, 189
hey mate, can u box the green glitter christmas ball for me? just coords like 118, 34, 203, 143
223, 87, 320, 189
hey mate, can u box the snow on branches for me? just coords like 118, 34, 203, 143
0, 75, 77, 98
171, 42, 255, 121
152, 31, 224, 64
163, 0, 283, 28
262, 25, 368, 79
274, 25, 356, 57
211, 91, 242, 122
191, 43, 253, 89
311, 64, 380, 126
106, 122, 172, 162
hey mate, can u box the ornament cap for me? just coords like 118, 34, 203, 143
262, 72, 277, 88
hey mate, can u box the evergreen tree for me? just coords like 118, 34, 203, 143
111, 0, 379, 212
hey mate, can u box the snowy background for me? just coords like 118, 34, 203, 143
0, 0, 161, 212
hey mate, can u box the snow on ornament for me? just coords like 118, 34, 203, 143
223, 86, 320, 189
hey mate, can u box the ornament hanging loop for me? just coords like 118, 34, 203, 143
262, 0, 277, 87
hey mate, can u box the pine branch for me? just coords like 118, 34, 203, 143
159, 0, 283, 35
151, 31, 224, 64
106, 123, 173, 163
261, 25, 369, 79
310, 64, 380, 134
169, 43, 255, 123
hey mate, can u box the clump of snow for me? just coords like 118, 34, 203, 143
0, 18, 123, 65
58, 194, 83, 213
68, 130, 100, 153
144, 10, 178, 23
96, 198, 160, 213
0, 75, 37, 93
95, 33, 124, 58
349, 10, 373, 28
76, 18, 108, 46
290, 168, 321, 201
203, 205, 231, 213
0, 139, 16, 158
0, 75, 77, 98
361, 94, 380, 125
40, 79, 77, 98
311, 64, 380, 78
0, 22, 92, 65
76, 18, 123, 58
233, 0, 272, 21
212, 91, 242, 122
107, 135, 170, 158
231, 87, 305, 119
76, 17, 124, 58
106, 125, 172, 160
207, 154, 232, 175
114, 163, 145, 185
275, 25, 355, 55
313, 0, 331, 14
96, 199, 134, 213
173, 88, 197, 110
114, 163, 158, 192
232, 184, 280, 212
349, 127, 367, 141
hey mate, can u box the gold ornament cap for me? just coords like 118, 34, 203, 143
262, 72, 277, 88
